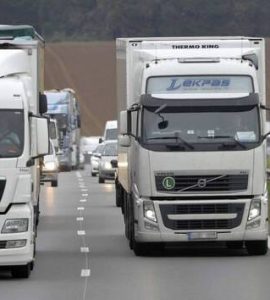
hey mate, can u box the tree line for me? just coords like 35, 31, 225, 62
0, 0, 269, 41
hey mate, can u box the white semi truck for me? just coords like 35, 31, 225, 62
0, 25, 49, 277
116, 37, 269, 256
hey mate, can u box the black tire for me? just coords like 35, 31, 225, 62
51, 180, 58, 187
34, 200, 40, 228
115, 182, 123, 207
133, 241, 150, 256
226, 241, 244, 250
11, 263, 31, 279
99, 177, 105, 183
91, 172, 97, 177
246, 240, 268, 255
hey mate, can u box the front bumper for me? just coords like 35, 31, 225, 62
134, 198, 269, 243
99, 169, 116, 180
0, 204, 34, 266
41, 171, 58, 183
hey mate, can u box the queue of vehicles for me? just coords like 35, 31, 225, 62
1, 24, 269, 280
0, 24, 85, 278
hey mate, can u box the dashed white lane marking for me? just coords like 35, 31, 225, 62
81, 269, 91, 277
82, 194, 88, 197
80, 199, 87, 203
77, 230, 86, 236
81, 189, 88, 192
77, 217, 84, 221
77, 207, 85, 211
81, 247, 90, 253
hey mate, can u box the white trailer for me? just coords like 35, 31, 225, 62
0, 25, 49, 277
116, 37, 268, 256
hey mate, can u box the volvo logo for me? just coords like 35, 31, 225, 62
197, 178, 207, 188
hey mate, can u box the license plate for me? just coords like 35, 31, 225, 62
188, 232, 217, 241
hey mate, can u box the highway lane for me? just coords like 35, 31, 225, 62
0, 166, 270, 300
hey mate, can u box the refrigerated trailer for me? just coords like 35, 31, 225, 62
116, 37, 269, 256
0, 25, 49, 277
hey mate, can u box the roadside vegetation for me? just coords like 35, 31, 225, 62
0, 0, 270, 41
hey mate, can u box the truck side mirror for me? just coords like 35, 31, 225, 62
99, 137, 103, 144
120, 110, 128, 135
111, 159, 118, 168
39, 93, 48, 115
119, 135, 131, 147
36, 118, 49, 155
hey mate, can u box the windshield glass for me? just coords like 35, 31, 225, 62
0, 110, 24, 157
147, 76, 253, 94
102, 143, 117, 156
105, 128, 118, 140
142, 106, 259, 151
46, 93, 69, 114
93, 144, 104, 154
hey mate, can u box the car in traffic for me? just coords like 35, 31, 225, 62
90, 143, 105, 176
98, 141, 117, 183
81, 136, 101, 163
41, 140, 59, 187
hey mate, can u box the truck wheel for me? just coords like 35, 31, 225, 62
11, 263, 31, 278
246, 240, 268, 255
226, 241, 244, 249
51, 180, 58, 187
91, 172, 96, 177
99, 177, 105, 183
115, 183, 123, 207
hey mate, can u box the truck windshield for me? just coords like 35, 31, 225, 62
105, 128, 118, 140
142, 106, 260, 151
0, 110, 24, 157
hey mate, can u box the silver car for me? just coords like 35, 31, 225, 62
90, 143, 104, 176
41, 140, 59, 187
98, 141, 117, 183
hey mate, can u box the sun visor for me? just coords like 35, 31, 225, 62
140, 93, 259, 110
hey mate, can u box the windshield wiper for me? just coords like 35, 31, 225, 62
198, 135, 247, 149
147, 133, 194, 150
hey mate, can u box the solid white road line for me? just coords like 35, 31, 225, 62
268, 236, 270, 249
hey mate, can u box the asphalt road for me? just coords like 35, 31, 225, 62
0, 165, 270, 300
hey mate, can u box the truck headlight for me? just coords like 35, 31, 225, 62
248, 199, 261, 221
143, 201, 157, 223
2, 219, 29, 233
44, 161, 57, 171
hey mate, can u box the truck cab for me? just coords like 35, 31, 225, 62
0, 25, 49, 277
116, 37, 268, 256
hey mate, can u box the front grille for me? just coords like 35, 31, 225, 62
159, 203, 245, 230
155, 174, 248, 192
0, 241, 6, 249
0, 180, 6, 201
